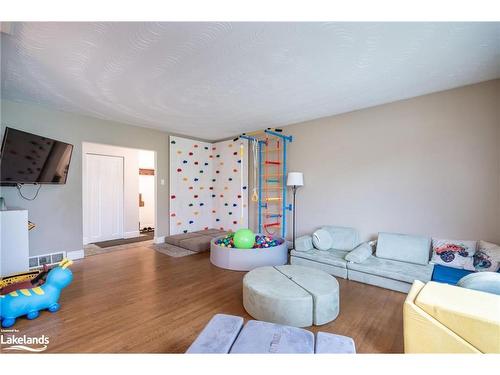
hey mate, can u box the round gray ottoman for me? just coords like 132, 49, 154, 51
243, 265, 340, 327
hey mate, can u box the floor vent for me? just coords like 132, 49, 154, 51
29, 252, 66, 269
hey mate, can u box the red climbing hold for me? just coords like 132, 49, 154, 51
189, 186, 193, 190
177, 168, 182, 172
194, 194, 199, 198
171, 195, 176, 199
238, 194, 242, 198
194, 144, 198, 148
170, 213, 176, 217
189, 152, 193, 156
233, 221, 237, 225
194, 161, 199, 165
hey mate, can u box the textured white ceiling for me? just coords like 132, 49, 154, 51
1, 22, 499, 140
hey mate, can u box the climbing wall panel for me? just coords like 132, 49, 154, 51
169, 136, 213, 235
169, 136, 248, 235
212, 138, 249, 232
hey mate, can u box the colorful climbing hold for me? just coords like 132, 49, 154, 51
171, 140, 176, 144
171, 195, 176, 199
177, 168, 182, 172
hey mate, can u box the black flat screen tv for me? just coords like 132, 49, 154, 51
0, 127, 74, 185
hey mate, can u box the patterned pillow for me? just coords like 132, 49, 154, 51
468, 241, 500, 272
430, 238, 476, 269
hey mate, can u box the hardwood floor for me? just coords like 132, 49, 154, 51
1, 244, 406, 353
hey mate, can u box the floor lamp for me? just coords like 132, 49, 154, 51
287, 172, 304, 250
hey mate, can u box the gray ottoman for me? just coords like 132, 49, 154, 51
243, 265, 340, 327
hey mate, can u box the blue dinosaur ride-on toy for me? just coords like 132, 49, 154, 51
0, 258, 74, 328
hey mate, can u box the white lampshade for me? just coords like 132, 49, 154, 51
287, 172, 304, 187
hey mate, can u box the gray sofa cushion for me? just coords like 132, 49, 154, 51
321, 226, 360, 251
295, 235, 314, 252
347, 255, 434, 284
376, 232, 431, 265
290, 249, 349, 269
345, 242, 373, 263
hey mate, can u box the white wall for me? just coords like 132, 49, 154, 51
138, 150, 155, 230
278, 80, 500, 244
83, 142, 140, 243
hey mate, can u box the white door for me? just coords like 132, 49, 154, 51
84, 154, 124, 243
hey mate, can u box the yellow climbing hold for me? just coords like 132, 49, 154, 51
20, 289, 32, 296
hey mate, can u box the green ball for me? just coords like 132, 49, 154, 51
233, 228, 255, 249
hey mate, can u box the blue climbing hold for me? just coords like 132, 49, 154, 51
189, 220, 194, 224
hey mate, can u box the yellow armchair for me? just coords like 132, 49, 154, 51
403, 280, 500, 353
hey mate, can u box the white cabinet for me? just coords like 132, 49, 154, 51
0, 209, 29, 276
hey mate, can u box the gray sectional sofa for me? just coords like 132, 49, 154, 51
290, 226, 435, 293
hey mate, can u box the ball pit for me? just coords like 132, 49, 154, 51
210, 232, 287, 271
214, 232, 284, 249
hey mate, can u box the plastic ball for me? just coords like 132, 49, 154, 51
233, 228, 255, 249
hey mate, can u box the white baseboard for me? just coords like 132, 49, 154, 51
124, 230, 140, 239
67, 249, 84, 260
154, 236, 165, 244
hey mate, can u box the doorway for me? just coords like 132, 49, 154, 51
82, 142, 156, 256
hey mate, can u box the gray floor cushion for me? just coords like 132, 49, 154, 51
229, 320, 315, 354
178, 235, 214, 252
290, 249, 349, 269
165, 232, 203, 246
186, 314, 244, 353
347, 255, 434, 284
315, 332, 356, 353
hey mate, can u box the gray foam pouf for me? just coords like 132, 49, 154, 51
243, 265, 340, 327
